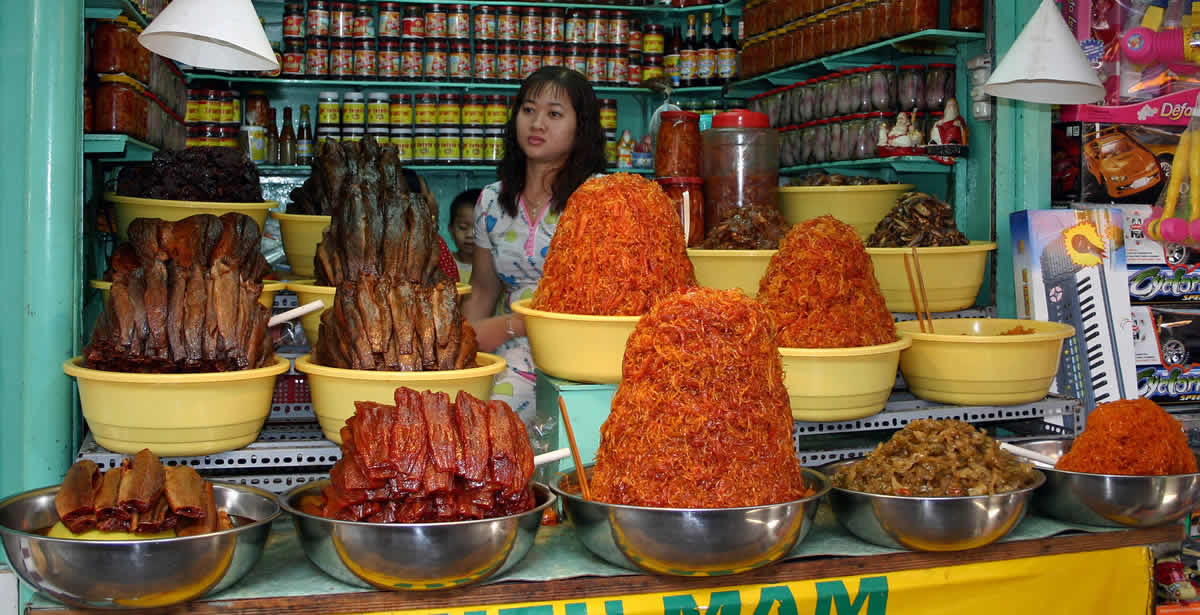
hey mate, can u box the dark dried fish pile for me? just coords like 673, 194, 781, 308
865, 192, 969, 248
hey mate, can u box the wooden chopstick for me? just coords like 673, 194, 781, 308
558, 396, 591, 500
911, 247, 935, 334
903, 253, 925, 333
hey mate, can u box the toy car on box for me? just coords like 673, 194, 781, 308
1082, 126, 1163, 198
1130, 304, 1200, 404
1053, 122, 1179, 204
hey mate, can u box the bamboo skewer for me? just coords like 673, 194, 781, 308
558, 396, 591, 500
903, 254, 925, 333
910, 247, 935, 333
267, 299, 324, 327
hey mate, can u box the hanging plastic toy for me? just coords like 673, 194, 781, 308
1122, 0, 1200, 76
1145, 91, 1200, 245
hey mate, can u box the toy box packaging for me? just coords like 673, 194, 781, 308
1010, 209, 1138, 409
1051, 120, 1181, 205
1130, 304, 1200, 404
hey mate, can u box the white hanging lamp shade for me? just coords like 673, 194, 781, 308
138, 0, 279, 72
983, 0, 1104, 104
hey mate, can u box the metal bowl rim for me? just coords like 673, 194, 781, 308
822, 459, 1047, 501
280, 479, 555, 528
1020, 437, 1200, 480
0, 481, 281, 544
550, 466, 831, 513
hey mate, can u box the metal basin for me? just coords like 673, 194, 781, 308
281, 480, 554, 590
0, 482, 279, 610
1022, 439, 1200, 527
824, 459, 1045, 551
551, 466, 830, 576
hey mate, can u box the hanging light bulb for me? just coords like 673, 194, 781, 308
138, 0, 279, 72
983, 0, 1104, 105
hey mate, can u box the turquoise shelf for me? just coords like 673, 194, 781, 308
257, 164, 652, 176
780, 156, 958, 176
726, 29, 986, 95
354, 0, 739, 14
83, 0, 149, 25
82, 134, 157, 162
183, 73, 724, 96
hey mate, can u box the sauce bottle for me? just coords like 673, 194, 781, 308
297, 104, 314, 165
697, 12, 716, 86
680, 14, 698, 88
279, 106, 297, 165
266, 107, 279, 165
717, 12, 738, 85
665, 26, 681, 86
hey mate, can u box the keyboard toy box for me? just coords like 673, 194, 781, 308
1011, 208, 1138, 409
1130, 304, 1200, 404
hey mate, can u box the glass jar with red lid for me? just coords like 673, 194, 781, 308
424, 38, 449, 79
402, 6, 425, 38
475, 6, 497, 40
353, 3, 376, 38
586, 45, 607, 82
587, 10, 609, 45
425, 4, 448, 38
545, 44, 565, 67
606, 45, 628, 84
475, 41, 497, 80
353, 38, 377, 78
331, 2, 355, 38
520, 43, 542, 79
378, 39, 401, 78
498, 6, 520, 41
543, 7, 565, 43
307, 36, 330, 76
379, 2, 403, 37
283, 2, 305, 38
520, 7, 542, 42
400, 40, 422, 78
447, 4, 470, 39
565, 9, 587, 44
331, 38, 355, 79
307, 0, 331, 37
282, 37, 305, 76
448, 39, 471, 80
498, 42, 520, 81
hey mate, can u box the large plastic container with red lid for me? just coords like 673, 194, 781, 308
700, 110, 779, 237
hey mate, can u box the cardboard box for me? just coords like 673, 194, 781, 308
1130, 305, 1200, 405
1129, 265, 1200, 304
1051, 122, 1179, 205
1010, 209, 1138, 408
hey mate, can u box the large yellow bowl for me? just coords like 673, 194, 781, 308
687, 249, 777, 298
895, 319, 1076, 406
62, 356, 290, 456
777, 184, 915, 240
780, 337, 911, 422
295, 353, 506, 443
866, 242, 996, 313
105, 193, 277, 240
271, 212, 331, 277
510, 299, 641, 384
287, 281, 471, 345
90, 280, 285, 309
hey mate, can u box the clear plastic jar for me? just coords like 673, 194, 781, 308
898, 64, 924, 111
865, 111, 891, 156
817, 76, 836, 119
797, 122, 812, 165
832, 71, 852, 115
868, 64, 897, 112
798, 79, 816, 122
924, 62, 956, 112
779, 126, 795, 167
828, 116, 844, 161
811, 119, 829, 162
700, 110, 779, 236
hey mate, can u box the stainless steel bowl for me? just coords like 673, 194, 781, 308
280, 480, 554, 590
1022, 439, 1200, 527
0, 482, 279, 610
823, 459, 1045, 552
551, 466, 830, 576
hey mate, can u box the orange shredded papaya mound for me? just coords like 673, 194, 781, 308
531, 173, 697, 316
1056, 398, 1198, 475
589, 287, 814, 508
757, 215, 896, 348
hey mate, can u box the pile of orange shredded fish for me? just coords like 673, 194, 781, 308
757, 215, 896, 348
1056, 398, 1197, 475
589, 287, 814, 508
531, 174, 696, 315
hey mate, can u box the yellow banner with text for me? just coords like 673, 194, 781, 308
341, 546, 1152, 615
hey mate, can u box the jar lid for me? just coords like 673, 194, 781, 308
439, 126, 461, 133
368, 92, 390, 102
317, 126, 340, 134
417, 93, 437, 101
368, 126, 390, 134
463, 127, 485, 134
344, 92, 365, 101
927, 62, 956, 69
872, 64, 896, 70
390, 93, 408, 102
486, 95, 507, 103
656, 176, 702, 186
712, 110, 768, 129
600, 98, 617, 106
391, 127, 413, 134
415, 127, 438, 133
660, 110, 700, 122
344, 126, 366, 134
485, 127, 505, 135
899, 64, 925, 70
439, 93, 460, 101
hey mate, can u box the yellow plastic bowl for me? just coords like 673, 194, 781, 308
687, 249, 777, 298
779, 337, 911, 422
287, 282, 471, 346
105, 193, 277, 240
91, 280, 285, 310
895, 319, 1076, 406
777, 184, 915, 240
866, 242, 997, 313
295, 353, 506, 443
270, 212, 331, 277
62, 356, 290, 456
511, 298, 640, 384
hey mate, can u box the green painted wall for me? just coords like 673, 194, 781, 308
0, 0, 83, 498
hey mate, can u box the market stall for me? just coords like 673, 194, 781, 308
2, 0, 1195, 614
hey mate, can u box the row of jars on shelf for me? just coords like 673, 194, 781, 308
285, 38, 663, 85
744, 0, 981, 40
749, 63, 955, 127
287, 2, 649, 47
778, 111, 943, 166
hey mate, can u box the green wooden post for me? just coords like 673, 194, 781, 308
993, 0, 1052, 317
0, 0, 83, 501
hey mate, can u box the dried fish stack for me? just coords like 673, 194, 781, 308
311, 137, 477, 371
83, 213, 272, 373
865, 192, 970, 248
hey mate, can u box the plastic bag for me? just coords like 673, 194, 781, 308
1147, 91, 1200, 246
647, 96, 681, 162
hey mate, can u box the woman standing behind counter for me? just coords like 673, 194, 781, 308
463, 66, 606, 424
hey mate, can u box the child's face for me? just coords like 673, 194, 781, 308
451, 206, 475, 258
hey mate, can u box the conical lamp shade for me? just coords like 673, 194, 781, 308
138, 0, 278, 71
983, 0, 1103, 104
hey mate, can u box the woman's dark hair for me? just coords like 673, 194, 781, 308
497, 67, 605, 217
447, 189, 481, 231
